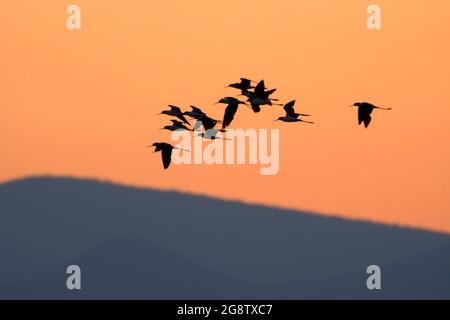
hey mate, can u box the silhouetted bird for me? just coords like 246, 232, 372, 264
275, 100, 314, 124
183, 105, 206, 119
195, 114, 221, 131
243, 80, 281, 112
226, 78, 255, 91
351, 102, 392, 128
160, 120, 192, 132
215, 97, 247, 129
159, 105, 190, 125
148, 142, 188, 169
283, 100, 310, 117
181, 106, 222, 131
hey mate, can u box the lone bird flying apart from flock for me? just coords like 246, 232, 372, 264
215, 97, 247, 129
160, 120, 192, 132
159, 105, 191, 125
351, 102, 392, 128
148, 142, 189, 169
275, 100, 314, 124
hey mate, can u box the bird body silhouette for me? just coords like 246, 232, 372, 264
275, 100, 314, 124
195, 114, 220, 131
159, 105, 191, 125
243, 80, 280, 112
149, 142, 189, 169
352, 102, 392, 128
149, 142, 174, 169
215, 97, 247, 129
226, 78, 255, 91
183, 105, 206, 119
161, 120, 192, 132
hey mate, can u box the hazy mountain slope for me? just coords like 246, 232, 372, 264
0, 237, 270, 299
0, 176, 448, 299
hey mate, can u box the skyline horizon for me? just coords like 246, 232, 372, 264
2, 173, 449, 236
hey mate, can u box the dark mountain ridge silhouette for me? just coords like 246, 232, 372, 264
0, 176, 449, 299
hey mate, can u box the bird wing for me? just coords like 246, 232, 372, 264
284, 100, 296, 115
171, 119, 183, 126
259, 88, 276, 100
153, 144, 163, 152
251, 102, 261, 113
222, 103, 238, 128
240, 78, 252, 86
360, 102, 375, 109
201, 116, 217, 131
358, 107, 364, 125
191, 106, 203, 114
161, 147, 173, 169
168, 105, 182, 112
254, 80, 265, 97
358, 107, 372, 127
364, 115, 372, 128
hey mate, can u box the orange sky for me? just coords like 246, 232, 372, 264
1, 1, 449, 233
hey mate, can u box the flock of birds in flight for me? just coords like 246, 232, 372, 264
150, 78, 392, 169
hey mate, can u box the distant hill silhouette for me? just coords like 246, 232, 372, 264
0, 176, 449, 299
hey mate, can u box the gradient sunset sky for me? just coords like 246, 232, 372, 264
1, 1, 449, 233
